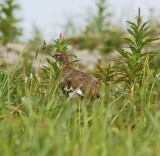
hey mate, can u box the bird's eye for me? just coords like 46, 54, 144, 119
53, 54, 60, 59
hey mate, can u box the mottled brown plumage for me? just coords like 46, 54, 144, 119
53, 52, 100, 99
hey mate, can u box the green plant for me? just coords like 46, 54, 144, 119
54, 33, 71, 53
0, 32, 160, 156
115, 8, 159, 89
0, 69, 8, 100
42, 34, 79, 81
85, 0, 111, 35
74, 0, 124, 53
95, 64, 116, 86
41, 34, 69, 82
0, 0, 22, 45
73, 0, 114, 52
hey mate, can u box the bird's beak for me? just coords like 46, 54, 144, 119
53, 54, 58, 58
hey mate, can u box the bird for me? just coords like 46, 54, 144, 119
53, 52, 100, 99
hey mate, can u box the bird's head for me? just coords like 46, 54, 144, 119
53, 52, 69, 65
53, 52, 63, 60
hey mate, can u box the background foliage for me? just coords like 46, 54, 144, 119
0, 0, 22, 45
0, 0, 160, 156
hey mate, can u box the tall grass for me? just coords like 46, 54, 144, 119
0, 9, 160, 156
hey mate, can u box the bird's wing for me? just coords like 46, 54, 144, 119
71, 69, 100, 97
62, 73, 85, 97
69, 69, 95, 89
62, 68, 99, 97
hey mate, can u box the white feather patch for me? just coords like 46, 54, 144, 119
76, 88, 84, 96
64, 86, 72, 92
69, 92, 77, 98
65, 87, 84, 98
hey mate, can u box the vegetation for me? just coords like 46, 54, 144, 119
0, 0, 160, 155
73, 0, 124, 53
0, 0, 22, 45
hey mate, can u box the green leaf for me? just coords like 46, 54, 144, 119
126, 21, 136, 27
142, 38, 160, 47
123, 38, 136, 46
142, 30, 155, 39
70, 59, 81, 64
129, 45, 137, 53
127, 29, 135, 37
68, 54, 78, 59
131, 26, 138, 35
140, 20, 150, 31
116, 48, 130, 60
143, 26, 150, 32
